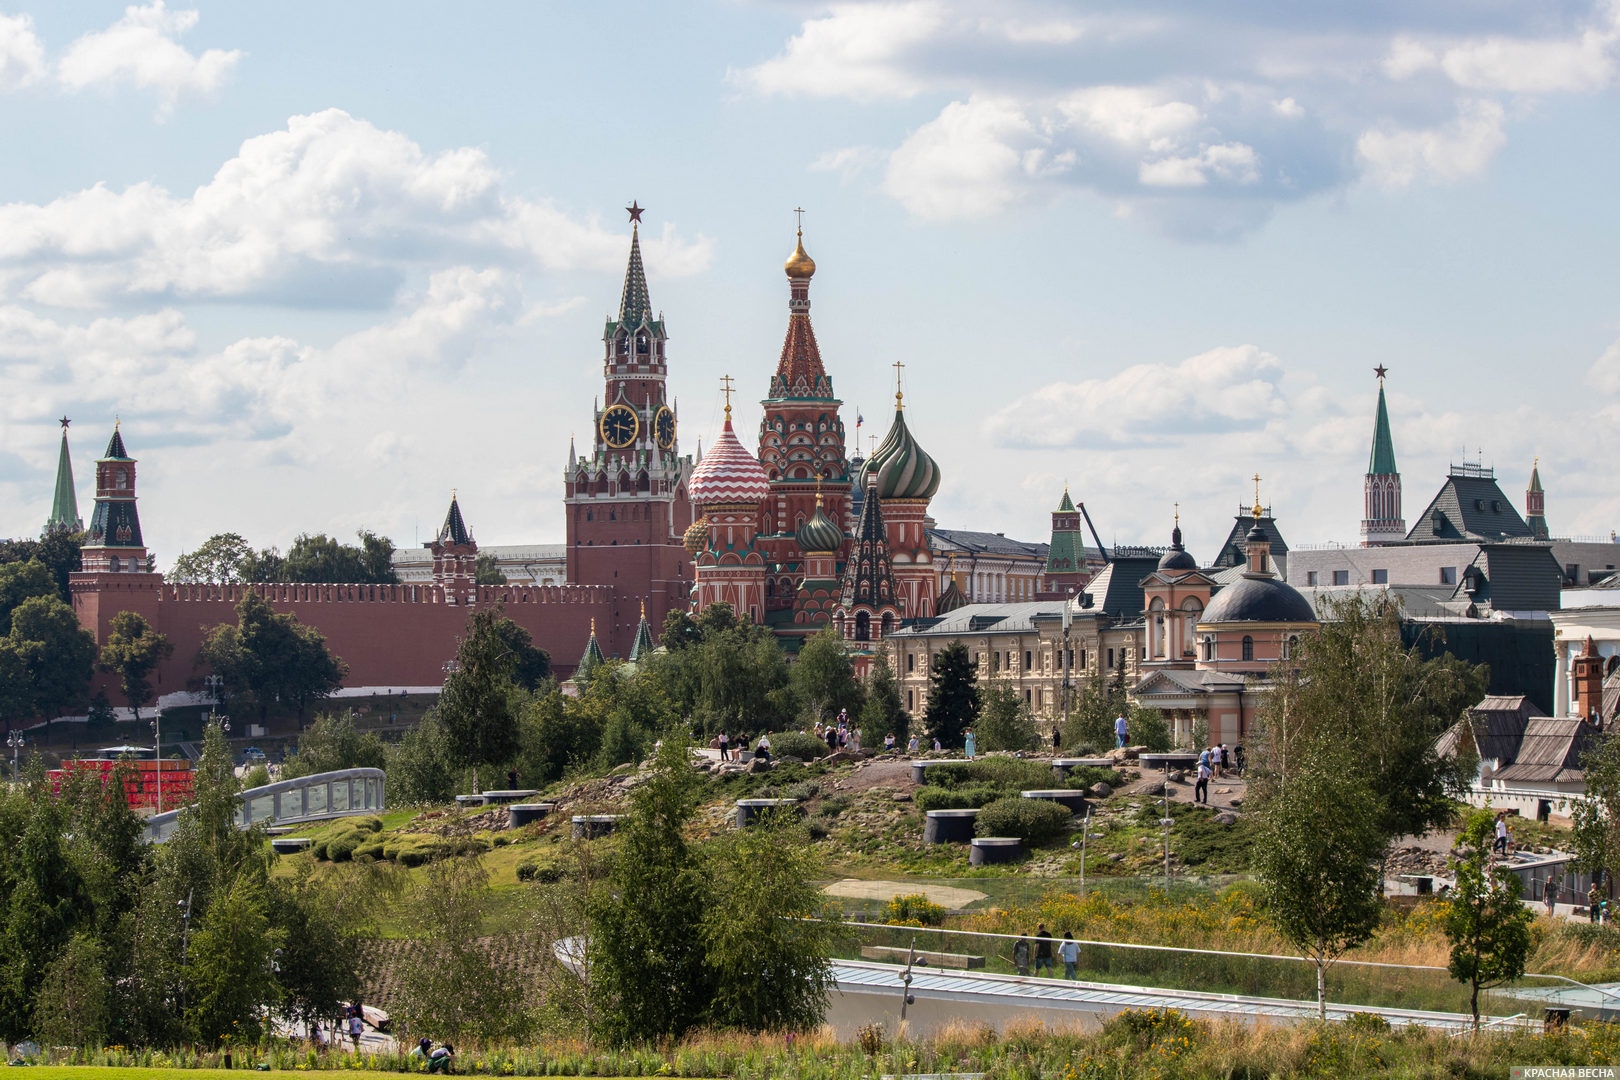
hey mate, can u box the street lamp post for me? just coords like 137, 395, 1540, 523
150, 716, 162, 814
6, 730, 24, 782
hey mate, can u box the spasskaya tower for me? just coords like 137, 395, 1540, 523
564, 203, 695, 655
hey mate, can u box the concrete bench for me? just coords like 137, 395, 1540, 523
1021, 789, 1088, 813
861, 945, 986, 969
923, 808, 980, 844
911, 759, 952, 786
735, 798, 799, 827
455, 794, 487, 807
572, 814, 621, 839
479, 789, 541, 805
270, 837, 312, 854
970, 836, 1025, 866
508, 802, 554, 828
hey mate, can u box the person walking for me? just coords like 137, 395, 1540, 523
964, 729, 977, 760
347, 1006, 364, 1050
1012, 934, 1032, 977
1034, 923, 1055, 975
1052, 726, 1062, 750
825, 726, 839, 754
1195, 754, 1211, 804
1493, 813, 1509, 856
908, 733, 920, 755
1059, 931, 1080, 980
1114, 713, 1128, 748
718, 731, 729, 760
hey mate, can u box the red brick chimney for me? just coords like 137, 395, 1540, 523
1573, 636, 1606, 727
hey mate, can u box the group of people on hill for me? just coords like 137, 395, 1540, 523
813, 710, 861, 754
1011, 924, 1082, 980
1193, 744, 1242, 803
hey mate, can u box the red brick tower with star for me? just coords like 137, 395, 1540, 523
564, 203, 696, 654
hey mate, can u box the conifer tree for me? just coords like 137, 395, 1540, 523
924, 640, 979, 748
859, 652, 908, 748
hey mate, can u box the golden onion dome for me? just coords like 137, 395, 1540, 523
784, 231, 816, 279
683, 515, 709, 556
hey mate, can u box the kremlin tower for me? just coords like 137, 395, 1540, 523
1361, 366, 1405, 546
1526, 459, 1549, 539
563, 203, 696, 654
44, 416, 82, 536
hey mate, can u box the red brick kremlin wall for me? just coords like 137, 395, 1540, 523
71, 572, 616, 699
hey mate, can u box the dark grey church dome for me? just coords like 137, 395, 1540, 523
1202, 574, 1316, 624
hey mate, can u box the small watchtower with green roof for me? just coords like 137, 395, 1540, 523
1361, 366, 1405, 546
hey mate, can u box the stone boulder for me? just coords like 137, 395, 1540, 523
1214, 811, 1239, 826
747, 757, 774, 774
1087, 782, 1113, 799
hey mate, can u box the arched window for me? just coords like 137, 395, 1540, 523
1241, 635, 1254, 662
880, 612, 894, 637
855, 611, 871, 641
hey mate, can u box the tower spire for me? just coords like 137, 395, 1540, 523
45, 416, 82, 535
617, 202, 652, 328
1526, 456, 1549, 539
1361, 368, 1405, 546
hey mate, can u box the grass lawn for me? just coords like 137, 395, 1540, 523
25, 1071, 273, 1080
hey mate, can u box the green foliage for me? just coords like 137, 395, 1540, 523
914, 783, 1002, 811
924, 640, 979, 748
1129, 705, 1174, 753
1249, 742, 1387, 1019
0, 531, 82, 603
859, 651, 908, 749
387, 713, 457, 804
268, 868, 369, 1033
97, 610, 173, 721
977, 675, 1039, 752
8, 594, 98, 719
184, 871, 283, 1044
437, 608, 528, 782
169, 533, 256, 585
925, 757, 1064, 791
516, 687, 594, 786
0, 558, 55, 634
588, 736, 711, 1043
702, 809, 836, 1032
770, 730, 829, 762
280, 530, 399, 584
475, 554, 508, 585
0, 776, 87, 1040
392, 858, 535, 1042
567, 661, 671, 774
1575, 727, 1620, 878
1445, 808, 1534, 1029
29, 931, 108, 1047
884, 893, 946, 927
198, 593, 348, 721
790, 627, 864, 726
641, 604, 794, 737
280, 711, 388, 780
974, 796, 1072, 845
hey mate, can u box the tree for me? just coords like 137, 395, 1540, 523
1445, 808, 1534, 1030
0, 559, 55, 634
437, 609, 526, 789
280, 531, 398, 585
387, 714, 457, 804
279, 711, 387, 780
29, 932, 109, 1047
924, 640, 979, 748
9, 595, 97, 721
393, 858, 533, 1042
0, 532, 83, 603
0, 775, 88, 1041
184, 872, 282, 1044
978, 675, 1038, 751
588, 736, 712, 1043
702, 808, 836, 1032
169, 533, 255, 584
1064, 667, 1128, 752
859, 652, 908, 749
268, 872, 364, 1037
198, 593, 347, 721
98, 611, 173, 722
492, 617, 551, 691
474, 554, 507, 585
659, 608, 703, 651
791, 627, 864, 726
1574, 728, 1620, 881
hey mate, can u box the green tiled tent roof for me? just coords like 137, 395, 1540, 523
1369, 383, 1398, 476
46, 428, 81, 534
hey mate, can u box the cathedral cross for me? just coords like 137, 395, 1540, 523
892, 359, 905, 407
794, 206, 805, 231
720, 374, 735, 419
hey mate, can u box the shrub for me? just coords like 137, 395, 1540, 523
974, 797, 1072, 845
772, 731, 829, 762
516, 858, 565, 883
820, 793, 854, 817
926, 758, 1055, 792
1343, 1011, 1391, 1034
783, 779, 822, 801
885, 893, 947, 926
1067, 765, 1123, 790
915, 783, 1002, 812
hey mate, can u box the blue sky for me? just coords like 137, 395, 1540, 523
1, 0, 1618, 567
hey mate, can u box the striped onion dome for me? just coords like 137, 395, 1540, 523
688, 417, 769, 505
860, 406, 940, 500
796, 499, 843, 553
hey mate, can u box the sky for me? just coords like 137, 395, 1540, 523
0, 0, 1618, 567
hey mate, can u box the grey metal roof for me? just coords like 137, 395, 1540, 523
1439, 695, 1539, 764
1082, 555, 1160, 618
930, 528, 1052, 560
1214, 510, 1289, 569
1466, 545, 1563, 612
1407, 470, 1534, 543
888, 602, 1065, 638
1493, 716, 1595, 784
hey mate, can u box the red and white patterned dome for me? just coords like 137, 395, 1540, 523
689, 418, 769, 505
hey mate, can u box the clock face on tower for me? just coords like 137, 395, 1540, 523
600, 404, 639, 449
654, 405, 676, 450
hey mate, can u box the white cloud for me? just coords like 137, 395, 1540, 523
983, 344, 1287, 449
1357, 99, 1507, 188
0, 108, 714, 308
748, 0, 1620, 237
0, 13, 44, 90
735, 1, 944, 100
809, 145, 887, 180
1588, 337, 1620, 394
58, 1, 241, 114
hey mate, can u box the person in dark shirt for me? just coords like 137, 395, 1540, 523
1034, 923, 1055, 975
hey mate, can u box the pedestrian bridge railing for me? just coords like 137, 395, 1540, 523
143, 767, 385, 842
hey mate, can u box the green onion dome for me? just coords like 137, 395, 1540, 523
861, 405, 940, 500
795, 499, 844, 553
